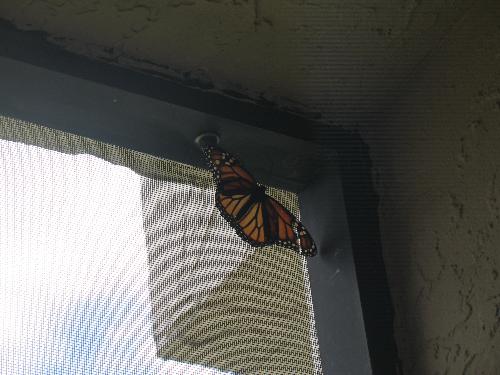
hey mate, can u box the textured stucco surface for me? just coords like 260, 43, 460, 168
0, 0, 475, 114
1, 0, 500, 374
377, 4, 500, 373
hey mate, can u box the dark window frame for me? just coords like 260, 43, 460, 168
0, 20, 400, 375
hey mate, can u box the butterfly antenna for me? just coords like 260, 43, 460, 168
194, 132, 220, 149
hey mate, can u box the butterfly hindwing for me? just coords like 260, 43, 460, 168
203, 145, 317, 256
215, 191, 271, 247
235, 200, 268, 245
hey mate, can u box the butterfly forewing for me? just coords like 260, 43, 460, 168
297, 223, 317, 256
264, 197, 317, 256
203, 146, 256, 192
264, 197, 298, 248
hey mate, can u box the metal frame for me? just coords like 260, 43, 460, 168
0, 20, 400, 375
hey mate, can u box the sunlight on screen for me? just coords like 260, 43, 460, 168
0, 139, 231, 375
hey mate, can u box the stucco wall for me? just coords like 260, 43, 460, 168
0, 0, 474, 114
1, 1, 499, 374
377, 3, 500, 373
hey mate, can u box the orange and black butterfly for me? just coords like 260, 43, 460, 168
202, 145, 317, 257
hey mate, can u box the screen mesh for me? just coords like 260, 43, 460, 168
0, 115, 322, 374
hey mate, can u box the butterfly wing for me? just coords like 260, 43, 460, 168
202, 145, 256, 192
203, 145, 272, 246
264, 196, 317, 257
296, 222, 317, 257
263, 196, 297, 248
216, 191, 271, 246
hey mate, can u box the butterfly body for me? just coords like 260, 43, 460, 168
202, 145, 317, 257
252, 184, 267, 200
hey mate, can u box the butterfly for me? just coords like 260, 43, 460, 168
202, 145, 317, 257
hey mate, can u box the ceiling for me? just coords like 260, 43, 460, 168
0, 0, 474, 124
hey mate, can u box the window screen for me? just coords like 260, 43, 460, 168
0, 115, 322, 374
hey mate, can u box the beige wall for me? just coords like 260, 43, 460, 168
0, 0, 473, 113
378, 3, 500, 373
1, 0, 499, 373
